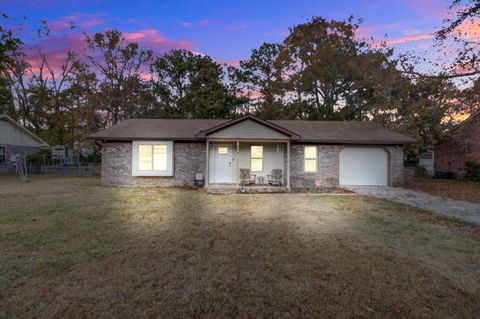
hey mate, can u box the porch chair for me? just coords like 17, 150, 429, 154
240, 168, 256, 186
267, 169, 283, 186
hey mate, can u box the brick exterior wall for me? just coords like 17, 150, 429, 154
101, 142, 206, 187
386, 146, 405, 186
101, 141, 404, 188
290, 144, 341, 188
435, 113, 480, 177
290, 144, 404, 188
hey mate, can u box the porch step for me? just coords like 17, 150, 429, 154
207, 186, 289, 194
207, 187, 239, 195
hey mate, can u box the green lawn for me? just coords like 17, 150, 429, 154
1, 175, 479, 318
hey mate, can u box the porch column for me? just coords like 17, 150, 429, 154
287, 141, 291, 191
236, 141, 240, 187
206, 140, 210, 188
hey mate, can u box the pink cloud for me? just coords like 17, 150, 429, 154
124, 32, 145, 41
398, 0, 448, 19
181, 22, 192, 28
227, 59, 240, 67
200, 19, 211, 26
355, 23, 402, 39
49, 20, 73, 33
228, 23, 248, 32
46, 12, 106, 33
80, 18, 105, 28
22, 28, 193, 75
22, 32, 87, 74
384, 34, 433, 45
454, 18, 480, 40
368, 33, 434, 47
123, 29, 193, 53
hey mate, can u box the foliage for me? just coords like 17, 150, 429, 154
276, 17, 397, 120
152, 49, 241, 119
1, 12, 478, 152
85, 29, 154, 126
234, 43, 285, 119
82, 149, 102, 163
464, 161, 480, 181
435, 0, 480, 78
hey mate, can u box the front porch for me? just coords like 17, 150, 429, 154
207, 184, 290, 194
205, 140, 291, 193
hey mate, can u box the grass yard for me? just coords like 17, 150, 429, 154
1, 175, 480, 318
407, 177, 480, 203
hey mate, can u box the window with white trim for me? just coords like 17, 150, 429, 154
132, 141, 173, 176
217, 147, 229, 155
304, 146, 317, 172
251, 145, 263, 172
0, 146, 5, 164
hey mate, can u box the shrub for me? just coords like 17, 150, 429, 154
464, 161, 480, 181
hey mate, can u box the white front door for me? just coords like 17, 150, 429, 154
212, 145, 233, 183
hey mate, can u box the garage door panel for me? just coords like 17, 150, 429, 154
339, 148, 388, 186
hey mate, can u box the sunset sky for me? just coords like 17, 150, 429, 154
0, 0, 471, 70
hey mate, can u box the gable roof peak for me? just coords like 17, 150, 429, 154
194, 115, 301, 139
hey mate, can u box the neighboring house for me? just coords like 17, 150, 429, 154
0, 115, 50, 173
435, 110, 480, 177
417, 150, 434, 177
90, 115, 416, 190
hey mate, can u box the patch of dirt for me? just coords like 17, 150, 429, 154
407, 177, 480, 203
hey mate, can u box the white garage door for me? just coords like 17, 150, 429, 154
339, 148, 388, 186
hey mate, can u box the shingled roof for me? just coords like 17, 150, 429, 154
90, 116, 417, 145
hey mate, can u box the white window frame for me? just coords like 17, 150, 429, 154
132, 141, 173, 176
0, 145, 5, 164
250, 145, 263, 172
304, 145, 318, 173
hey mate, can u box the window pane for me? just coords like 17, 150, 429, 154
304, 159, 317, 172
138, 145, 152, 171
305, 146, 317, 159
153, 145, 168, 171
218, 147, 228, 155
251, 158, 263, 172
251, 146, 263, 158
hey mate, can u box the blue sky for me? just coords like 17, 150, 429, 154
0, 0, 460, 67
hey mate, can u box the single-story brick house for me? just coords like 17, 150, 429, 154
435, 110, 480, 177
90, 115, 416, 190
0, 114, 50, 174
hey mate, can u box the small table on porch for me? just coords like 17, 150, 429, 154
257, 176, 265, 186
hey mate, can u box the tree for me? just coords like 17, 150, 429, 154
432, 0, 480, 78
85, 29, 153, 126
235, 43, 285, 119
389, 78, 458, 146
152, 49, 239, 119
0, 14, 21, 116
276, 16, 403, 121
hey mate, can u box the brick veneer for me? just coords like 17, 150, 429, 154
101, 142, 206, 187
101, 142, 404, 188
290, 144, 404, 188
435, 114, 480, 177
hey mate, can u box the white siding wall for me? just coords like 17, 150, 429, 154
0, 120, 44, 147
208, 120, 288, 139
238, 144, 284, 180
418, 158, 434, 177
